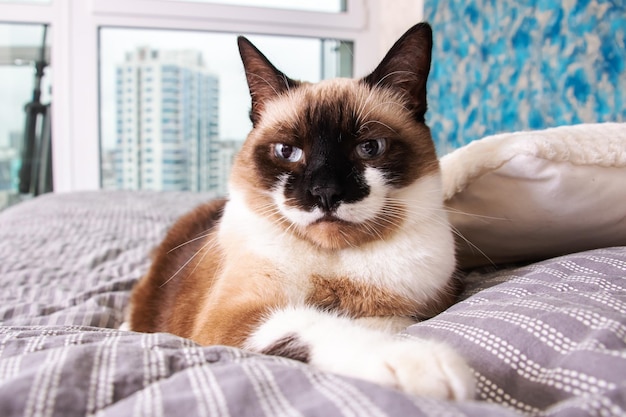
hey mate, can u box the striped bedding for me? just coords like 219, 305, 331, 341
0, 191, 625, 417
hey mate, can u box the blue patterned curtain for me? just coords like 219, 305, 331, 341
425, 0, 626, 152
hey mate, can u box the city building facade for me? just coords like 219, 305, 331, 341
114, 47, 222, 192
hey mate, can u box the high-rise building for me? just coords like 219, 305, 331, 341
215, 138, 244, 196
115, 47, 219, 192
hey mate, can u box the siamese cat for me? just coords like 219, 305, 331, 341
128, 22, 474, 399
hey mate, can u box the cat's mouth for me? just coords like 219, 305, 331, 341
313, 213, 351, 225
302, 209, 398, 250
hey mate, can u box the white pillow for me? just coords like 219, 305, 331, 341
440, 123, 626, 269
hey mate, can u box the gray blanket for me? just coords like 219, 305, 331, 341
1, 191, 625, 416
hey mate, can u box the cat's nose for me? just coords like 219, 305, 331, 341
311, 184, 342, 212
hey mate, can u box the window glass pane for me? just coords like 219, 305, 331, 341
159, 0, 346, 13
0, 23, 52, 210
100, 28, 352, 194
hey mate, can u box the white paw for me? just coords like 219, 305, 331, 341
247, 307, 474, 400
317, 336, 475, 400
379, 338, 475, 400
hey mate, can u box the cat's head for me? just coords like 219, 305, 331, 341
230, 23, 441, 250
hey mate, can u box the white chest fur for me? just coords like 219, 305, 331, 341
220, 174, 456, 306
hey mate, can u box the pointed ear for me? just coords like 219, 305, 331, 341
237, 36, 299, 126
362, 22, 432, 122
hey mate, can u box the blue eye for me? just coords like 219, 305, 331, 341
356, 139, 386, 159
274, 143, 303, 162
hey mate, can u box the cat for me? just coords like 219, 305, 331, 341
128, 22, 475, 400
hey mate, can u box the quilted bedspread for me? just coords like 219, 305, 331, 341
1, 191, 625, 417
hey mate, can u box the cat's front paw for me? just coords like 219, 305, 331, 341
247, 307, 474, 400
380, 338, 475, 400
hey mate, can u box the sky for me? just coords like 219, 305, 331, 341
100, 28, 326, 149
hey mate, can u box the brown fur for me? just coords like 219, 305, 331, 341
260, 334, 311, 363
129, 199, 290, 346
129, 199, 226, 336
307, 274, 459, 320
188, 254, 288, 346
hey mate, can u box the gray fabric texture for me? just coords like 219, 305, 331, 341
0, 191, 624, 417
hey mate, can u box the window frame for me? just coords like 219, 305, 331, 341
0, 0, 419, 191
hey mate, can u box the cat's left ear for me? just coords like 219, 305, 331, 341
238, 36, 300, 126
362, 22, 432, 122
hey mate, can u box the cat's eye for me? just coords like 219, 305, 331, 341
356, 139, 386, 160
274, 143, 304, 163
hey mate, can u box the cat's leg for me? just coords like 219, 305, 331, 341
245, 305, 475, 400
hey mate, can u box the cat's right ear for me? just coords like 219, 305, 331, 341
237, 37, 299, 126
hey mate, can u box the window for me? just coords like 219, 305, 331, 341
0, 23, 51, 210
159, 0, 346, 13
100, 28, 352, 193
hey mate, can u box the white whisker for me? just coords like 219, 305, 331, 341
248, 73, 281, 96
160, 238, 217, 288
358, 101, 411, 130
167, 232, 213, 254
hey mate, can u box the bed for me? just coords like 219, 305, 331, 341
1, 123, 625, 416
